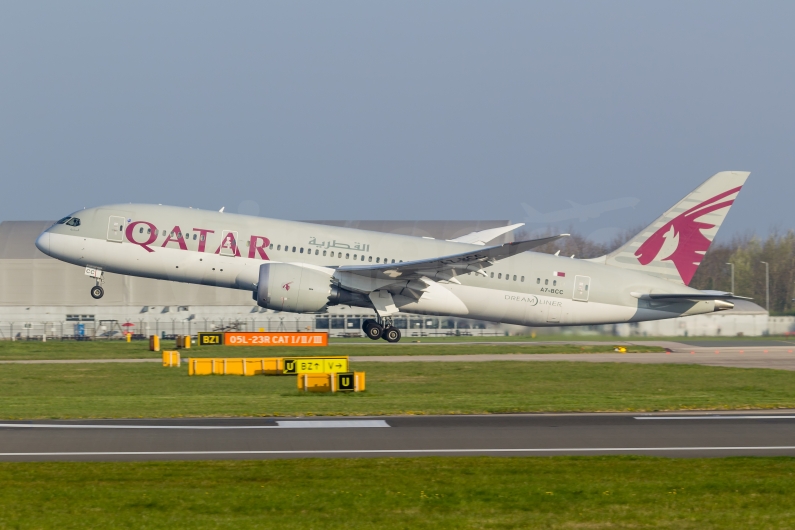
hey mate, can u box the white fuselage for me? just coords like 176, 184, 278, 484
35, 204, 719, 327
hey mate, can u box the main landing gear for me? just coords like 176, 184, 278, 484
362, 317, 401, 343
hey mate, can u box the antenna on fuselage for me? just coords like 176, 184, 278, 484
219, 207, 225, 213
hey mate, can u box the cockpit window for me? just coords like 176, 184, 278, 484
65, 218, 81, 227
56, 217, 71, 224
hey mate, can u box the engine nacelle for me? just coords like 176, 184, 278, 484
256, 263, 335, 313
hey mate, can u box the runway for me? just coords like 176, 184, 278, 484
2, 412, 795, 461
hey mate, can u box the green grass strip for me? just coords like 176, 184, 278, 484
3, 362, 795, 419
1, 456, 794, 529
0, 341, 664, 360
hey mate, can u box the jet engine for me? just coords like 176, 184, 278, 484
255, 263, 336, 313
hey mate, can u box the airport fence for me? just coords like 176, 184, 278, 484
0, 314, 508, 341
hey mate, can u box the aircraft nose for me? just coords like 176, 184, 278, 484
35, 231, 51, 255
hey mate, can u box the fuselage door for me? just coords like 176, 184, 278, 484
572, 275, 590, 302
107, 216, 125, 243
219, 230, 239, 256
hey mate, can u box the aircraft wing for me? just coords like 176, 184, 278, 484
335, 234, 567, 283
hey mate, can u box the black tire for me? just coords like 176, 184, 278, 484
90, 285, 104, 299
382, 326, 401, 343
362, 319, 378, 332
365, 323, 383, 340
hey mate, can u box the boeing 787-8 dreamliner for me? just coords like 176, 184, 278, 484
35, 171, 749, 342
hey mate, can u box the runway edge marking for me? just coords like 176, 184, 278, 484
3, 447, 795, 457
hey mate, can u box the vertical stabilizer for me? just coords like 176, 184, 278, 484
601, 171, 749, 285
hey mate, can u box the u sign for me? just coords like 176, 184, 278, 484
336, 372, 356, 392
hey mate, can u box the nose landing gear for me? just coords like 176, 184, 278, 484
86, 266, 105, 299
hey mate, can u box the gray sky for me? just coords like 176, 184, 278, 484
1, 1, 793, 241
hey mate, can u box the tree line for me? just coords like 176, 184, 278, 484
519, 229, 795, 314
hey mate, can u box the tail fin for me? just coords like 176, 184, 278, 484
600, 171, 749, 285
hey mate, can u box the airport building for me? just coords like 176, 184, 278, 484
1, 219, 790, 340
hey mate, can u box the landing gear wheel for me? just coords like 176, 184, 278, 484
364, 322, 383, 340
382, 326, 401, 343
90, 285, 104, 299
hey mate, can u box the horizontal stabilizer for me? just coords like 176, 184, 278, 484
631, 290, 752, 302
448, 223, 525, 245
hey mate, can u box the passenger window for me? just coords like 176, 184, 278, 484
391, 259, 395, 263
139, 227, 144, 234
513, 275, 517, 281
537, 278, 540, 284
300, 248, 304, 254
361, 255, 365, 261
330, 251, 334, 257
490, 272, 494, 278
201, 234, 205, 241
353, 254, 357, 260
277, 244, 281, 250
521, 276, 524, 282
323, 250, 327, 256
498, 273, 502, 279
376, 257, 380, 263
292, 247, 296, 252
315, 249, 319, 255
553, 280, 557, 286
368, 256, 372, 262
269, 244, 273, 249
193, 234, 197, 240
147, 228, 151, 234
162, 230, 166, 236
545, 279, 548, 285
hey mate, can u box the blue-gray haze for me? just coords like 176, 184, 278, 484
1, 1, 793, 242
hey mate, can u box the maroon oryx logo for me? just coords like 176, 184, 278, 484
634, 186, 741, 285
282, 282, 293, 291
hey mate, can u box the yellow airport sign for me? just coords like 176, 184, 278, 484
283, 357, 349, 374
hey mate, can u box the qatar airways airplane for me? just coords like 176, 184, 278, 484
35, 171, 749, 342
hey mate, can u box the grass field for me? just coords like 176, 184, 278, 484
1, 456, 794, 529
0, 340, 665, 360
4, 361, 795, 418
